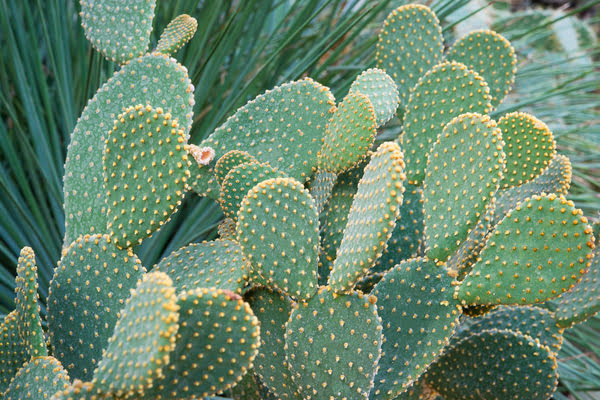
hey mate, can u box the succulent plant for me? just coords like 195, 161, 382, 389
0, 2, 597, 400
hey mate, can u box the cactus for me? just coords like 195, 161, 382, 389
2, 2, 597, 399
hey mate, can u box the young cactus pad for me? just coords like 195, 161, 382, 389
0, 311, 30, 393
92, 271, 179, 398
423, 113, 504, 261
237, 177, 319, 299
63, 53, 194, 246
4, 356, 70, 400
213, 150, 258, 187
80, 0, 156, 64
47, 234, 144, 381
348, 68, 399, 127
284, 287, 383, 399
458, 193, 595, 306
156, 14, 198, 56
103, 105, 191, 249
329, 142, 405, 292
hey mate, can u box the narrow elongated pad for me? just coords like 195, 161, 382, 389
142, 288, 261, 399
0, 311, 30, 393
371, 184, 424, 274
349, 68, 399, 127
104, 105, 191, 248
423, 113, 504, 261
155, 239, 248, 294
498, 112, 556, 189
371, 258, 461, 399
400, 61, 492, 185
15, 247, 46, 357
319, 91, 377, 173
156, 14, 198, 56
48, 234, 144, 381
220, 161, 287, 220
92, 271, 179, 398
447, 30, 517, 108
285, 287, 383, 399
193, 79, 335, 195
63, 53, 194, 246
424, 329, 558, 400
330, 142, 405, 293
214, 150, 258, 186
458, 193, 595, 306
246, 287, 301, 400
309, 171, 337, 217
80, 0, 156, 64
4, 356, 69, 400
375, 5, 443, 117
237, 177, 319, 299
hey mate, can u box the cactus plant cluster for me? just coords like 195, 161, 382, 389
0, 2, 598, 400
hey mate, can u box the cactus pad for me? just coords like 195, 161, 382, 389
50, 381, 107, 400
214, 150, 258, 186
80, 0, 156, 64
285, 287, 383, 399
220, 161, 287, 220
156, 14, 198, 56
319, 91, 377, 173
63, 53, 194, 246
14, 247, 46, 357
329, 142, 405, 292
230, 371, 265, 400
237, 177, 319, 299
458, 193, 595, 306
447, 30, 517, 108
92, 271, 179, 398
104, 104, 191, 248
375, 4, 443, 115
193, 78, 335, 196
0, 311, 30, 393
48, 234, 144, 381
142, 288, 261, 399
154, 239, 248, 295
498, 112, 556, 189
349, 68, 399, 127
400, 61, 492, 185
309, 171, 337, 217
246, 287, 301, 400
424, 329, 558, 400
4, 356, 70, 400
370, 258, 461, 399
423, 113, 504, 261
218, 218, 238, 239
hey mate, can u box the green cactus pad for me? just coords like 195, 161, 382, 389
458, 193, 595, 306
246, 287, 301, 400
494, 154, 572, 225
230, 371, 264, 400
400, 61, 492, 185
48, 234, 144, 381
104, 104, 191, 248
424, 329, 558, 400
309, 171, 337, 217
220, 161, 287, 220
498, 112, 556, 189
318, 91, 377, 173
214, 150, 258, 187
329, 142, 405, 292
349, 68, 399, 127
237, 177, 319, 299
156, 14, 198, 56
446, 30, 517, 108
319, 160, 366, 282
193, 78, 335, 196
0, 311, 30, 393
375, 4, 443, 117
355, 272, 384, 294
154, 239, 248, 295
50, 381, 108, 400
92, 271, 179, 398
80, 0, 156, 64
423, 113, 504, 261
14, 247, 46, 357
63, 53, 194, 246
370, 258, 461, 400
5, 356, 69, 400
285, 287, 383, 399
218, 218, 238, 239
371, 184, 424, 274
459, 306, 563, 353
142, 288, 261, 399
